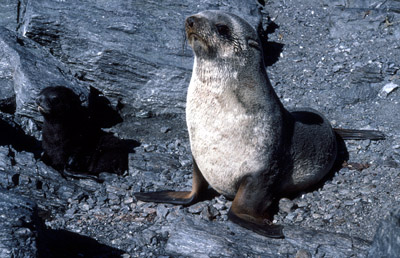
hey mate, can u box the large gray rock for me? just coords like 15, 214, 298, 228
16, 0, 261, 115
165, 216, 371, 257
368, 208, 400, 258
0, 0, 18, 31
0, 27, 88, 122
0, 189, 38, 258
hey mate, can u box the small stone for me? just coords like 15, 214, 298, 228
188, 202, 206, 214
81, 203, 90, 211
286, 213, 296, 221
296, 200, 308, 208
380, 82, 398, 96
136, 110, 152, 118
200, 207, 214, 221
212, 203, 225, 210
279, 198, 295, 213
160, 126, 170, 133
157, 204, 169, 218
124, 197, 134, 204
143, 144, 156, 152
65, 207, 77, 216
312, 213, 322, 219
295, 249, 312, 258
344, 200, 355, 206
323, 213, 334, 220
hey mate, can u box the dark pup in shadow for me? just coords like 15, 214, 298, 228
37, 86, 138, 182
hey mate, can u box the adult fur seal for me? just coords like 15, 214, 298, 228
134, 10, 385, 238
37, 86, 131, 181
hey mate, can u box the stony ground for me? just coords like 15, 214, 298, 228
0, 0, 399, 257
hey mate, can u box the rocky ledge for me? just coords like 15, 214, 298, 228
0, 0, 399, 257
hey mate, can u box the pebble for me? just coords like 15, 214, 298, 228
295, 249, 312, 258
279, 198, 295, 213
160, 126, 170, 133
380, 82, 398, 96
188, 202, 206, 214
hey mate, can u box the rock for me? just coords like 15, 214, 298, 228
0, 26, 88, 125
0, 189, 39, 257
380, 82, 399, 97
295, 249, 312, 258
0, 80, 15, 114
368, 208, 400, 258
16, 0, 260, 116
284, 226, 371, 257
279, 198, 295, 213
0, 0, 18, 31
164, 216, 371, 257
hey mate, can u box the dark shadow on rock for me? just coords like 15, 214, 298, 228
38, 228, 125, 258
0, 114, 42, 158
257, 19, 284, 67
37, 86, 140, 181
88, 86, 123, 129
290, 110, 325, 125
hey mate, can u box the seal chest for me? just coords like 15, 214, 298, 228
186, 59, 279, 198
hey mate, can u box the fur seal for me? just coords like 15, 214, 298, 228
134, 10, 385, 238
37, 86, 131, 181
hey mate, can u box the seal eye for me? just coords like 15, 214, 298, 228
215, 24, 230, 36
49, 95, 60, 105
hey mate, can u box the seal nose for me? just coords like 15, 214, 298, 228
185, 16, 196, 28
36, 94, 45, 106
186, 15, 204, 30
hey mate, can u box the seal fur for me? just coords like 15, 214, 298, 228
37, 86, 130, 181
135, 10, 384, 238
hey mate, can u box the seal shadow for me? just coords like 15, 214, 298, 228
0, 115, 42, 159
87, 86, 123, 129
257, 19, 284, 67
37, 85, 140, 181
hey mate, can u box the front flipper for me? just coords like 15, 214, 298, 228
228, 209, 284, 238
134, 158, 208, 206
228, 175, 284, 239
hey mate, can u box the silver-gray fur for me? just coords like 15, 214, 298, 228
186, 10, 337, 199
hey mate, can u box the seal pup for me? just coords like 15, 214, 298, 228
134, 10, 384, 238
37, 86, 131, 181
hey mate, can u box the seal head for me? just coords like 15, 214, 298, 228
185, 10, 261, 61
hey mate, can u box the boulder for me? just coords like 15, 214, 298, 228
16, 0, 261, 115
0, 189, 39, 257
0, 27, 88, 123
368, 208, 400, 258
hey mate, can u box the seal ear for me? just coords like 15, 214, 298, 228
247, 38, 261, 51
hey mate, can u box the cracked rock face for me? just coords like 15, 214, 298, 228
0, 0, 399, 257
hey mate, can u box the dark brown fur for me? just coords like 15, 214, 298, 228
37, 86, 131, 180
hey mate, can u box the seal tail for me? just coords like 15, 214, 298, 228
334, 128, 385, 140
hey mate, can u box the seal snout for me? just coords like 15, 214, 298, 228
36, 94, 49, 114
185, 15, 201, 38
185, 16, 196, 29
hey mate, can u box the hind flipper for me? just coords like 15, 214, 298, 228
334, 128, 385, 140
